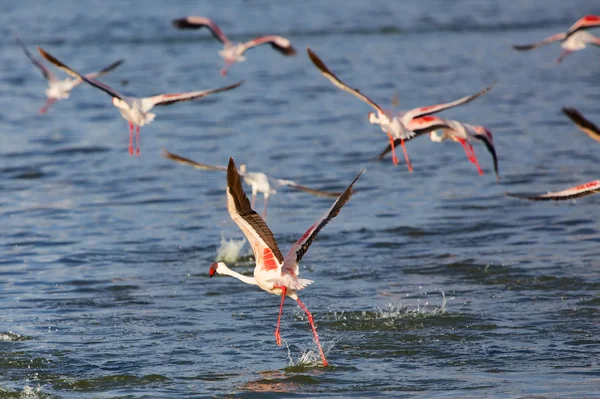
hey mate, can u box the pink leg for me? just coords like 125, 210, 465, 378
400, 138, 413, 172
556, 49, 572, 64
128, 122, 134, 156
251, 193, 257, 208
136, 125, 140, 156
273, 285, 287, 346
458, 138, 483, 175
262, 196, 269, 219
295, 298, 329, 367
220, 60, 233, 76
39, 98, 56, 114
385, 132, 399, 166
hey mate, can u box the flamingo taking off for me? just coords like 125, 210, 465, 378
562, 107, 600, 143
16, 37, 123, 114
513, 15, 600, 63
209, 157, 364, 367
172, 16, 296, 76
376, 116, 499, 179
162, 149, 342, 217
506, 180, 600, 201
37, 47, 243, 156
307, 48, 494, 172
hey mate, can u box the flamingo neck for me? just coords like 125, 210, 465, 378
218, 264, 258, 286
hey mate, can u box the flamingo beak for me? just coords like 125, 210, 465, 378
209, 262, 218, 277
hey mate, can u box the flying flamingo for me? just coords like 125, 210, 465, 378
172, 16, 296, 76
562, 107, 600, 142
513, 15, 600, 63
162, 149, 342, 217
37, 47, 243, 156
16, 37, 123, 114
307, 48, 494, 172
376, 116, 499, 179
506, 180, 600, 201
210, 158, 363, 367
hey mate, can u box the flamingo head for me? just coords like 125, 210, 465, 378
238, 164, 247, 174
209, 262, 226, 277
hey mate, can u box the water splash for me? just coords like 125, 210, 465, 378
0, 331, 29, 341
284, 339, 336, 369
215, 233, 246, 263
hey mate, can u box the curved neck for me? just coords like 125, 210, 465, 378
219, 264, 258, 286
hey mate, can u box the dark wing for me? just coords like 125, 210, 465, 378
146, 81, 243, 108
512, 33, 566, 51
241, 36, 296, 56
562, 107, 600, 143
172, 16, 230, 44
15, 36, 56, 81
474, 133, 500, 180
226, 158, 284, 263
37, 47, 124, 100
282, 168, 365, 269
162, 149, 227, 171
506, 180, 600, 201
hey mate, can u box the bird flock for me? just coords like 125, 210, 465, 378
14, 15, 600, 367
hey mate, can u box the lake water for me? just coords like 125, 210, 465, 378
1, 0, 600, 398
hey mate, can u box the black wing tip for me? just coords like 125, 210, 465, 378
307, 47, 326, 69
172, 18, 193, 28
512, 44, 532, 51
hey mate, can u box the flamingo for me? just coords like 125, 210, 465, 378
209, 157, 364, 367
15, 37, 123, 114
376, 116, 499, 179
307, 48, 494, 172
513, 15, 600, 63
562, 107, 600, 143
506, 180, 600, 201
172, 16, 296, 76
37, 47, 243, 156
162, 149, 342, 217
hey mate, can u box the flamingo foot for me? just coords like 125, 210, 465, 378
275, 330, 282, 346
296, 298, 329, 367
136, 126, 141, 156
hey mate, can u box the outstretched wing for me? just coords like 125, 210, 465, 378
226, 158, 284, 273
162, 149, 227, 171
67, 59, 124, 89
562, 107, 600, 143
274, 178, 342, 198
282, 169, 365, 275
473, 133, 500, 180
15, 36, 56, 82
307, 48, 383, 113
240, 36, 296, 56
512, 32, 566, 51
566, 15, 600, 37
401, 82, 495, 123
506, 180, 600, 201
172, 16, 230, 44
37, 47, 125, 100
143, 80, 243, 109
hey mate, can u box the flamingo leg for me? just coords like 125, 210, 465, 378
295, 298, 329, 367
273, 285, 287, 346
220, 60, 233, 77
555, 49, 572, 64
128, 122, 134, 156
262, 195, 269, 219
385, 131, 399, 166
136, 125, 141, 156
458, 138, 483, 175
399, 138, 413, 172
251, 193, 257, 208
39, 98, 56, 114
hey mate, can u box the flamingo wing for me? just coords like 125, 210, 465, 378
240, 36, 296, 56
15, 36, 56, 82
162, 149, 227, 171
143, 80, 243, 109
307, 48, 383, 113
566, 15, 600, 36
473, 132, 500, 179
506, 180, 600, 201
562, 107, 600, 143
172, 16, 230, 44
37, 47, 125, 100
226, 158, 285, 273
273, 178, 342, 198
512, 32, 566, 51
401, 82, 495, 123
282, 169, 364, 275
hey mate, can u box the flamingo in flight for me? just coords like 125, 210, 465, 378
172, 16, 296, 76
376, 116, 499, 179
37, 47, 243, 156
307, 48, 494, 172
162, 149, 342, 217
513, 15, 600, 63
562, 107, 600, 143
16, 37, 123, 114
209, 157, 364, 367
506, 180, 600, 201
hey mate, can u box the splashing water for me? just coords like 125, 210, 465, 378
215, 233, 246, 263
284, 339, 336, 369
